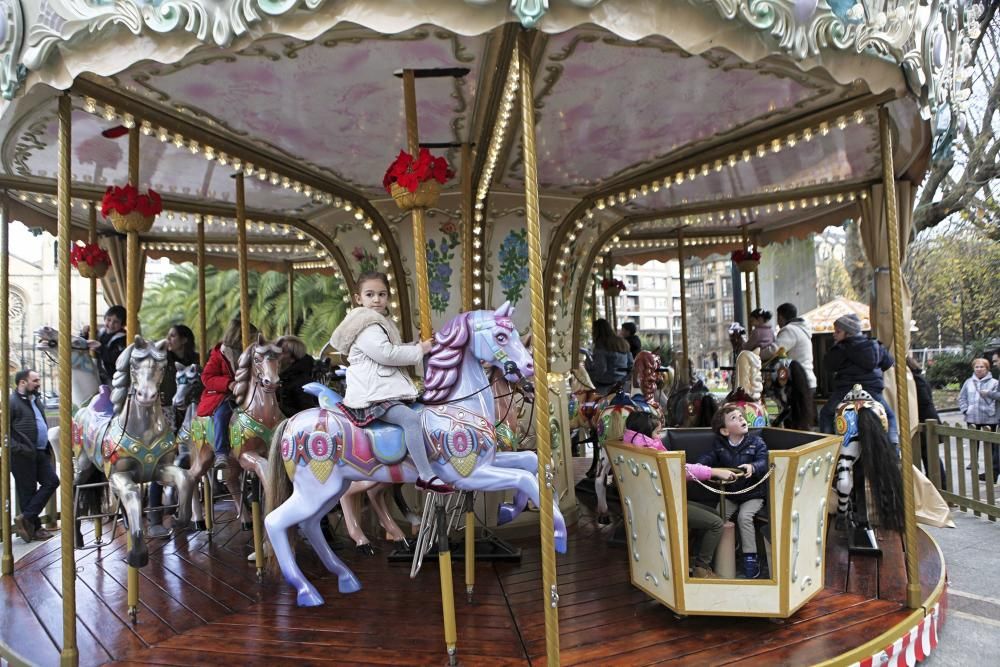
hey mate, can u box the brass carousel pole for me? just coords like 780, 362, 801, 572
196, 215, 211, 530
286, 261, 295, 335
459, 141, 476, 601
125, 125, 141, 623
402, 70, 433, 339
88, 203, 102, 544
740, 225, 752, 324
677, 230, 689, 383
751, 232, 761, 312
236, 173, 264, 578
518, 31, 560, 665
878, 106, 920, 609
58, 93, 79, 667
1, 192, 12, 576
401, 67, 458, 664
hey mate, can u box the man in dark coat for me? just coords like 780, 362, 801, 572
620, 321, 642, 358
818, 313, 899, 445
276, 335, 319, 417
907, 357, 946, 488
9, 369, 60, 542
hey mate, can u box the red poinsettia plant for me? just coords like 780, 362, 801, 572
101, 184, 163, 218
601, 277, 627, 292
731, 248, 761, 263
70, 242, 111, 268
382, 148, 454, 194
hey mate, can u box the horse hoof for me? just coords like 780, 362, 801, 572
192, 520, 207, 531
554, 532, 568, 554
596, 515, 612, 526
241, 521, 253, 532
296, 588, 325, 607
338, 574, 362, 594
356, 543, 376, 557
497, 503, 517, 526
147, 524, 170, 539
126, 547, 149, 568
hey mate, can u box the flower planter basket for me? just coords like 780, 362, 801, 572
77, 261, 109, 279
109, 210, 155, 234
604, 287, 623, 298
390, 181, 441, 212
737, 259, 759, 273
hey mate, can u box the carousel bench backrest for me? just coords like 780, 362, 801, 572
665, 427, 820, 506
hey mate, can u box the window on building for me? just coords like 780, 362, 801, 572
655, 277, 667, 290
707, 282, 716, 299
656, 297, 668, 309
655, 317, 669, 329
673, 297, 681, 311
723, 302, 734, 320
642, 276, 656, 289
625, 274, 639, 290
707, 306, 717, 323
721, 278, 731, 297
643, 297, 656, 309
626, 295, 639, 310
642, 317, 656, 330
672, 316, 682, 329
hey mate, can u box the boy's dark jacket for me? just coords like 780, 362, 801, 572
825, 334, 894, 393
696, 432, 769, 501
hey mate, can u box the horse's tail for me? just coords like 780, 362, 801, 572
788, 360, 815, 429
265, 418, 292, 577
857, 407, 904, 532
392, 484, 420, 529
699, 393, 719, 428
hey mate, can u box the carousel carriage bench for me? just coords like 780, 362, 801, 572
604, 428, 839, 618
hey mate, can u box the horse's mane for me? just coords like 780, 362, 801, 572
233, 337, 282, 405
423, 312, 472, 403
111, 340, 167, 414
785, 359, 815, 430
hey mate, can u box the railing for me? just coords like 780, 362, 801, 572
921, 420, 1000, 522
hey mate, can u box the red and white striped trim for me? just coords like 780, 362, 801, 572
850, 601, 943, 667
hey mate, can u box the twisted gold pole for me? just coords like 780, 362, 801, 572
460, 142, 474, 312
402, 70, 433, 339
752, 232, 761, 312
741, 225, 752, 326
518, 31, 560, 665
236, 174, 250, 348
126, 128, 140, 338
197, 215, 207, 364
58, 93, 80, 667
287, 261, 295, 335
88, 204, 98, 352
678, 230, 689, 383
878, 106, 920, 609
1, 192, 12, 576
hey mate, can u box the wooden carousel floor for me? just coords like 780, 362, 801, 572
1, 465, 943, 667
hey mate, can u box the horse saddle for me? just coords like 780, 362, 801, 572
91, 385, 114, 417
303, 382, 414, 465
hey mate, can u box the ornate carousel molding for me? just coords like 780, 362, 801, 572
1, 0, 26, 99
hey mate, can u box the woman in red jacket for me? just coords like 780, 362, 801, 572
197, 316, 257, 468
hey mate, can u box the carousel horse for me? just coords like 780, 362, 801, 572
172, 363, 208, 523
833, 385, 905, 554
264, 303, 568, 606
664, 376, 718, 428
35, 326, 102, 415
186, 334, 284, 522
761, 349, 815, 430
70, 337, 195, 566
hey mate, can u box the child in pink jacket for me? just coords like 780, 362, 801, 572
622, 412, 736, 578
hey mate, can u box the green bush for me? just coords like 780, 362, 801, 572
925, 352, 973, 388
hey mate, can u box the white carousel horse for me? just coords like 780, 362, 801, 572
36, 326, 102, 457
72, 337, 195, 566
833, 385, 905, 553
264, 303, 568, 606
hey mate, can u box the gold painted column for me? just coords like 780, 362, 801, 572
460, 142, 474, 312
402, 70, 433, 339
878, 106, 920, 608
287, 261, 296, 335
236, 174, 250, 348
126, 128, 140, 338
740, 225, 752, 325
58, 94, 80, 667
88, 205, 99, 351
752, 233, 761, 312
196, 215, 207, 364
518, 32, 560, 666
1, 192, 12, 576
677, 231, 689, 384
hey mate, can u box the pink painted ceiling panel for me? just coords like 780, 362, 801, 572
502, 31, 833, 192
115, 28, 485, 191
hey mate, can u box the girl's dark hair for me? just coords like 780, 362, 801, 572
355, 271, 391, 294
592, 318, 629, 354
625, 411, 659, 437
711, 404, 744, 435
170, 324, 198, 364
749, 308, 772, 322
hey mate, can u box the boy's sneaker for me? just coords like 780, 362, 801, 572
742, 553, 761, 579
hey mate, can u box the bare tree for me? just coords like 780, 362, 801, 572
913, 2, 1000, 234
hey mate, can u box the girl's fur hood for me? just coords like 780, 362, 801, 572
329, 307, 402, 353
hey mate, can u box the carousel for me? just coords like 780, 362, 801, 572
0, 1, 974, 665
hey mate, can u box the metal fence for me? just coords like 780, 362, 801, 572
921, 420, 1000, 522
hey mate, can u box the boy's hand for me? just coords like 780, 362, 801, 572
739, 463, 754, 478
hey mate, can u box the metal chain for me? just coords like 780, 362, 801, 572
689, 463, 776, 496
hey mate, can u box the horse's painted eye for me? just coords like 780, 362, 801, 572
496, 333, 508, 344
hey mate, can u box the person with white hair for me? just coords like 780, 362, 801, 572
818, 313, 899, 446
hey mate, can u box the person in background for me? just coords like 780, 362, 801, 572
276, 335, 319, 417
958, 358, 1000, 483
818, 313, 899, 447
774, 303, 816, 391
907, 357, 946, 489
96, 305, 128, 385
9, 369, 60, 543
620, 321, 642, 358
587, 319, 633, 395
742, 308, 777, 361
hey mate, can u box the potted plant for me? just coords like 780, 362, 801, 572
101, 184, 162, 233
383, 148, 454, 211
601, 277, 627, 297
731, 248, 761, 272
70, 242, 111, 279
